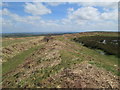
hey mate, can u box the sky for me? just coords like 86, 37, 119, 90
1, 2, 118, 33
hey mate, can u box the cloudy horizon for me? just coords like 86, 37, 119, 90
1, 2, 118, 33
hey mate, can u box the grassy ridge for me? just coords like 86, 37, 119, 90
2, 45, 43, 75
16, 50, 83, 88
57, 35, 119, 76
72, 39, 119, 76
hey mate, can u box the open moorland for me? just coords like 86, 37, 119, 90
1, 32, 120, 88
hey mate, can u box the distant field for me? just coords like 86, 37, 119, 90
2, 37, 36, 47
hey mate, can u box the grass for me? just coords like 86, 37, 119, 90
2, 45, 43, 75
72, 39, 119, 76
56, 36, 66, 41
56, 35, 119, 76
98, 33, 119, 37
16, 49, 83, 88
2, 32, 120, 88
88, 61, 120, 76
2, 38, 35, 47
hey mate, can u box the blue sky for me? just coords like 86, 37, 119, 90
1, 2, 118, 33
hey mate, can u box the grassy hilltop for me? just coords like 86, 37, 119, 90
1, 32, 120, 88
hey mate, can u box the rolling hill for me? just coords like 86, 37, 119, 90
1, 32, 120, 88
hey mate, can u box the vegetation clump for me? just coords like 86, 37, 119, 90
73, 36, 120, 57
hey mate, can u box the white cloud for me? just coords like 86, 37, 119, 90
2, 2, 118, 33
24, 2, 52, 15
77, 2, 117, 9
2, 8, 10, 15
101, 9, 118, 21
2, 8, 42, 24
0, 3, 2, 7
2, 8, 60, 32
65, 6, 117, 23
67, 8, 74, 14
0, 10, 2, 16
68, 7, 100, 21
62, 5, 118, 31
46, 2, 66, 6
2, 18, 13, 27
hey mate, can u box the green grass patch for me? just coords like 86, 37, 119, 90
73, 39, 119, 65
78, 44, 119, 75
70, 38, 119, 75
56, 36, 66, 41
98, 33, 119, 37
89, 61, 119, 76
2, 38, 34, 47
2, 45, 43, 75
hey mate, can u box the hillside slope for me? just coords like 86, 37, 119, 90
2, 32, 119, 88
